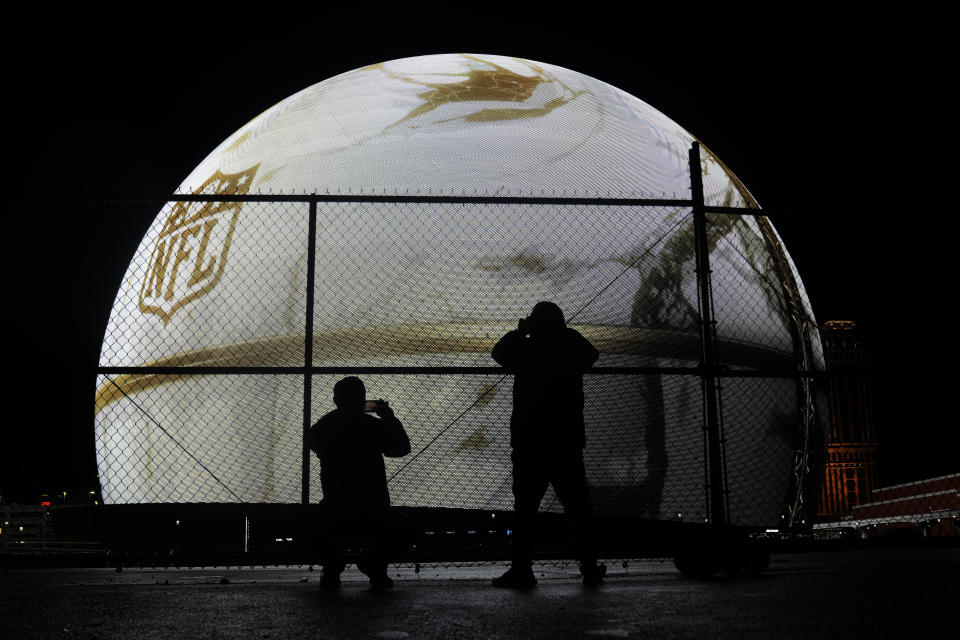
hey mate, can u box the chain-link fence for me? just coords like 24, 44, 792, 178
94, 143, 829, 555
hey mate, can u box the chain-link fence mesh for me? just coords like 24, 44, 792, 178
96, 373, 303, 504
303, 373, 710, 521
304, 201, 698, 365
95, 181, 830, 536
100, 199, 308, 368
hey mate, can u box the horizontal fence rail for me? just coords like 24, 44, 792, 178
97, 366, 833, 377
89, 196, 806, 221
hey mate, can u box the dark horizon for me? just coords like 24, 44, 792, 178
8, 16, 956, 502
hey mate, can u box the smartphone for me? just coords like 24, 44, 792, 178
364, 400, 379, 412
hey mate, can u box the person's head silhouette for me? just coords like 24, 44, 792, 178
333, 376, 366, 412
528, 301, 565, 336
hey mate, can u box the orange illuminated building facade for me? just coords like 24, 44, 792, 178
818, 320, 879, 518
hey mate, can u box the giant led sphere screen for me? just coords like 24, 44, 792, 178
97, 54, 823, 526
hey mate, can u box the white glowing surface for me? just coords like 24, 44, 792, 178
97, 54, 822, 525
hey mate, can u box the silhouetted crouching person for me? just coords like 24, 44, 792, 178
309, 376, 414, 590
491, 302, 605, 588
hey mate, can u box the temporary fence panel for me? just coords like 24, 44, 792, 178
94, 147, 827, 532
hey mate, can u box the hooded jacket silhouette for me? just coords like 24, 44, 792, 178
492, 303, 599, 451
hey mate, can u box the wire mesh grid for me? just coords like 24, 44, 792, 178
96, 373, 303, 504
100, 199, 308, 369
95, 185, 825, 531
304, 200, 698, 364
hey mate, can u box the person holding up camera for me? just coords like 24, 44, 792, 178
309, 376, 413, 590
491, 301, 605, 588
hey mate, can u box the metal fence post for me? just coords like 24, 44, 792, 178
302, 200, 318, 546
689, 142, 726, 529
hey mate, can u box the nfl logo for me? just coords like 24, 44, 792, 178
138, 165, 258, 324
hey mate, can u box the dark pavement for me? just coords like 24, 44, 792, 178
2, 548, 958, 639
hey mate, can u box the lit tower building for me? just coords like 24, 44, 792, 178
818, 320, 879, 518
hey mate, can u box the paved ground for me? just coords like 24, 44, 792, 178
2, 548, 958, 639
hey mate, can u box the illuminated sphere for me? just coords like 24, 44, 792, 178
97, 54, 823, 526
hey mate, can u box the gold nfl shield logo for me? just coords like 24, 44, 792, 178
138, 165, 259, 324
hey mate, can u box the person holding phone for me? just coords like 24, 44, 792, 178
309, 376, 412, 590
491, 301, 605, 588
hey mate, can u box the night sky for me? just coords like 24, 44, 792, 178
8, 13, 956, 501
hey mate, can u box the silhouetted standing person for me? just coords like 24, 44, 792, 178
309, 376, 413, 590
491, 301, 605, 588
